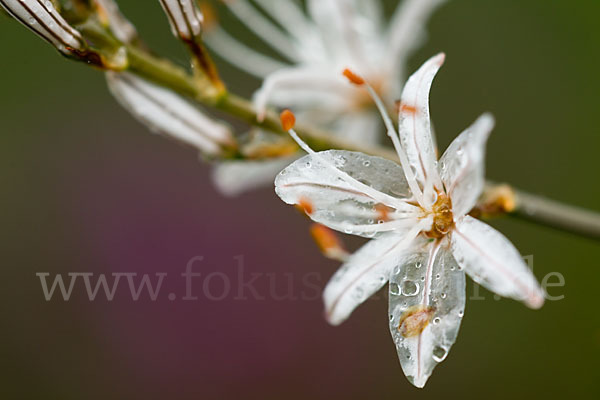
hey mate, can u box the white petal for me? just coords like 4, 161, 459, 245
253, 67, 353, 122
1, 0, 85, 53
224, 0, 300, 62
158, 0, 203, 40
385, 0, 447, 82
324, 225, 425, 326
212, 156, 299, 197
275, 150, 419, 237
398, 53, 446, 202
389, 239, 465, 388
106, 72, 233, 155
94, 0, 138, 43
439, 113, 495, 217
205, 27, 289, 78
451, 216, 545, 309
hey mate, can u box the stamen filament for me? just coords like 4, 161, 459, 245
365, 84, 426, 206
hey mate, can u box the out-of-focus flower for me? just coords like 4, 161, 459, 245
208, 0, 446, 142
275, 54, 545, 387
158, 0, 203, 41
207, 0, 447, 196
107, 72, 235, 157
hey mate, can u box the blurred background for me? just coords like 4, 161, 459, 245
1, 0, 599, 398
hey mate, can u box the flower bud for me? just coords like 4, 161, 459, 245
158, 0, 203, 41
1, 0, 86, 55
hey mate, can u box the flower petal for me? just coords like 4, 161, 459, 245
398, 53, 446, 201
324, 225, 425, 326
106, 72, 234, 156
253, 67, 353, 122
451, 216, 545, 309
389, 239, 466, 388
439, 113, 495, 217
212, 156, 299, 197
385, 0, 447, 85
275, 150, 419, 237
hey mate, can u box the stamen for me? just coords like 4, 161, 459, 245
281, 112, 412, 210
310, 224, 349, 262
280, 109, 296, 131
343, 68, 365, 86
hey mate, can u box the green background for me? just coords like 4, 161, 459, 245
1, 0, 599, 398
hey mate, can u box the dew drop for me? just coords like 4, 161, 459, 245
304, 161, 312, 169
435, 273, 441, 279
433, 317, 441, 325
415, 262, 423, 269
401, 280, 419, 296
432, 346, 448, 362
390, 283, 400, 295
441, 292, 447, 299
458, 310, 464, 317
363, 160, 371, 167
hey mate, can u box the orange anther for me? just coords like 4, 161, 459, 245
280, 109, 296, 131
310, 224, 349, 262
343, 68, 365, 86
295, 197, 314, 215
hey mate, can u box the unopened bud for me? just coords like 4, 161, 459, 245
158, 0, 203, 41
1, 0, 86, 55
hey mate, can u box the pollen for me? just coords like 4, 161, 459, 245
280, 109, 296, 131
398, 305, 436, 338
343, 68, 365, 86
425, 193, 454, 239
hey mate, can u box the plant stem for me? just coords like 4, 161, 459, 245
122, 38, 600, 241
512, 188, 600, 240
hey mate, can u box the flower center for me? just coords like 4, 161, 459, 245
424, 193, 454, 239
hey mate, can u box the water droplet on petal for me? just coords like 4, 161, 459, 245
401, 280, 420, 296
390, 283, 400, 295
432, 346, 448, 362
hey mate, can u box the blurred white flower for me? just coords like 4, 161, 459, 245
209, 0, 446, 142
107, 72, 235, 156
275, 54, 545, 388
208, 0, 447, 195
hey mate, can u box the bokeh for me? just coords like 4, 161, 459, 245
1, 0, 599, 399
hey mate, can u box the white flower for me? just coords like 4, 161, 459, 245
208, 0, 447, 195
208, 0, 446, 143
275, 54, 545, 388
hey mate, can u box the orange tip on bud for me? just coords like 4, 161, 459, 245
280, 109, 296, 131
343, 69, 365, 86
